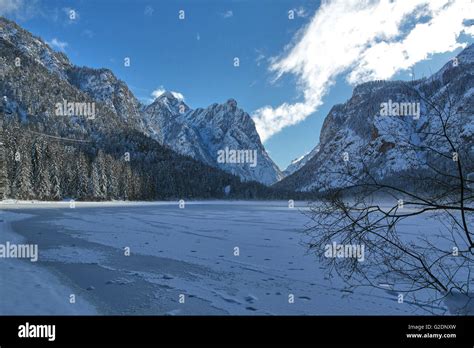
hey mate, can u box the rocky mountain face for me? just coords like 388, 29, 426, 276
0, 17, 283, 201
275, 45, 474, 193
143, 94, 283, 185
66, 66, 146, 130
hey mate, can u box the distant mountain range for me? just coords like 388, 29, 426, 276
0, 17, 472, 200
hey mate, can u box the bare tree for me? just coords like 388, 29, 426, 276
306, 80, 473, 314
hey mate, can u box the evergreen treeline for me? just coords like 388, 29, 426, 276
0, 116, 305, 201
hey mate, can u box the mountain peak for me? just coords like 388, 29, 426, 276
143, 95, 283, 184
157, 91, 177, 101
226, 98, 238, 108
224, 99, 238, 112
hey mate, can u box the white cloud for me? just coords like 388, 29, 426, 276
253, 0, 474, 142
47, 38, 68, 52
222, 10, 233, 18
171, 91, 185, 101
151, 86, 185, 101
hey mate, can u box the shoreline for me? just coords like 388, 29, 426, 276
0, 211, 98, 315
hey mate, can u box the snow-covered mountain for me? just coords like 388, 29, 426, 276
143, 94, 283, 185
0, 17, 146, 130
0, 17, 283, 201
275, 45, 474, 192
0, 17, 282, 187
283, 145, 319, 176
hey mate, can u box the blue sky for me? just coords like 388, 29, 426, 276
2, 0, 473, 170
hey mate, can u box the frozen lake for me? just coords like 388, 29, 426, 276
0, 201, 445, 315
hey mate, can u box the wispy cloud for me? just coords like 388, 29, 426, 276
253, 0, 474, 142
47, 38, 68, 52
144, 6, 154, 16
0, 0, 39, 19
0, 0, 23, 15
292, 6, 308, 18
151, 86, 185, 101
221, 10, 233, 19
255, 49, 266, 67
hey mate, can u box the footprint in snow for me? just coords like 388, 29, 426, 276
245, 295, 258, 303
223, 297, 240, 304
340, 289, 354, 294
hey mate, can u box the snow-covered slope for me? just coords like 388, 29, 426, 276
0, 18, 71, 80
0, 18, 145, 131
67, 66, 146, 130
276, 45, 474, 192
283, 145, 319, 176
143, 95, 283, 185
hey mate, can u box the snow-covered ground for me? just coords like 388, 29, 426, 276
0, 210, 97, 314
0, 200, 453, 315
